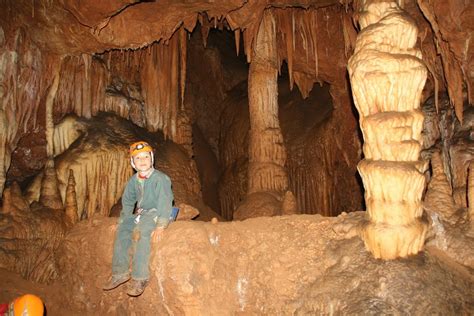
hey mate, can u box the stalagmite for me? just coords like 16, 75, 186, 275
348, 0, 428, 259
56, 149, 132, 219
29, 133, 133, 219
0, 179, 67, 283
65, 169, 79, 225
1, 182, 30, 214
175, 113, 193, 157
423, 152, 457, 224
281, 191, 298, 215
39, 159, 64, 210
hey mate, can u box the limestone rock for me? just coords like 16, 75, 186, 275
348, 0, 428, 259
39, 159, 64, 210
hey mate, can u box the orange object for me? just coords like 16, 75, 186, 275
12, 294, 44, 316
129, 141, 153, 157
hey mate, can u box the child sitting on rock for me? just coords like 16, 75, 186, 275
103, 141, 173, 297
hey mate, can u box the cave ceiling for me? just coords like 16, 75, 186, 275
1, 0, 343, 55
2, 0, 472, 118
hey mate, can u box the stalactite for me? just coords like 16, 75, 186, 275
0, 110, 7, 197
91, 57, 108, 117
103, 93, 135, 123
55, 54, 128, 124
55, 55, 99, 120
170, 36, 179, 139
53, 32, 185, 144
417, 0, 466, 123
65, 169, 79, 225
140, 36, 180, 140
243, 28, 253, 63
348, 0, 428, 259
179, 26, 187, 110
45, 61, 61, 157
274, 8, 323, 97
311, 11, 319, 82
200, 20, 210, 48
293, 72, 314, 99
278, 11, 295, 90
342, 10, 357, 58
82, 54, 91, 81
234, 29, 240, 56
26, 145, 133, 220
66, 150, 132, 218
14, 30, 44, 134
469, 161, 474, 221
39, 159, 64, 210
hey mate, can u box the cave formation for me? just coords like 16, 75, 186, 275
0, 0, 473, 314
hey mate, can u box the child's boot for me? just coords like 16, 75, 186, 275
126, 279, 148, 297
103, 274, 131, 291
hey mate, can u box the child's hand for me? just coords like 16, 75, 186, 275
152, 227, 165, 243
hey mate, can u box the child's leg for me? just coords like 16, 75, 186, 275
112, 215, 135, 277
131, 211, 158, 280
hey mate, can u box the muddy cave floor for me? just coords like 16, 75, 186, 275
1, 212, 473, 315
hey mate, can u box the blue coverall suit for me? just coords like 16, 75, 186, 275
112, 168, 173, 280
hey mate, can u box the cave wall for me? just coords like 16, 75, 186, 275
0, 0, 472, 223
422, 94, 474, 211
0, 27, 56, 195
53, 30, 189, 142
415, 0, 473, 121
2, 27, 195, 196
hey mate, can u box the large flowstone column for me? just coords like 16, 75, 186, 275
234, 11, 291, 220
348, 0, 428, 259
248, 11, 288, 195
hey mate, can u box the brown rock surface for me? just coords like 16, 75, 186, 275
0, 183, 68, 284
52, 213, 473, 314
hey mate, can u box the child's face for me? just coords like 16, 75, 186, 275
133, 151, 152, 172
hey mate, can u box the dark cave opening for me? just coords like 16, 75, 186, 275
188, 26, 363, 220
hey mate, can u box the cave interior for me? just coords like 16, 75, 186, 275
0, 0, 473, 314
